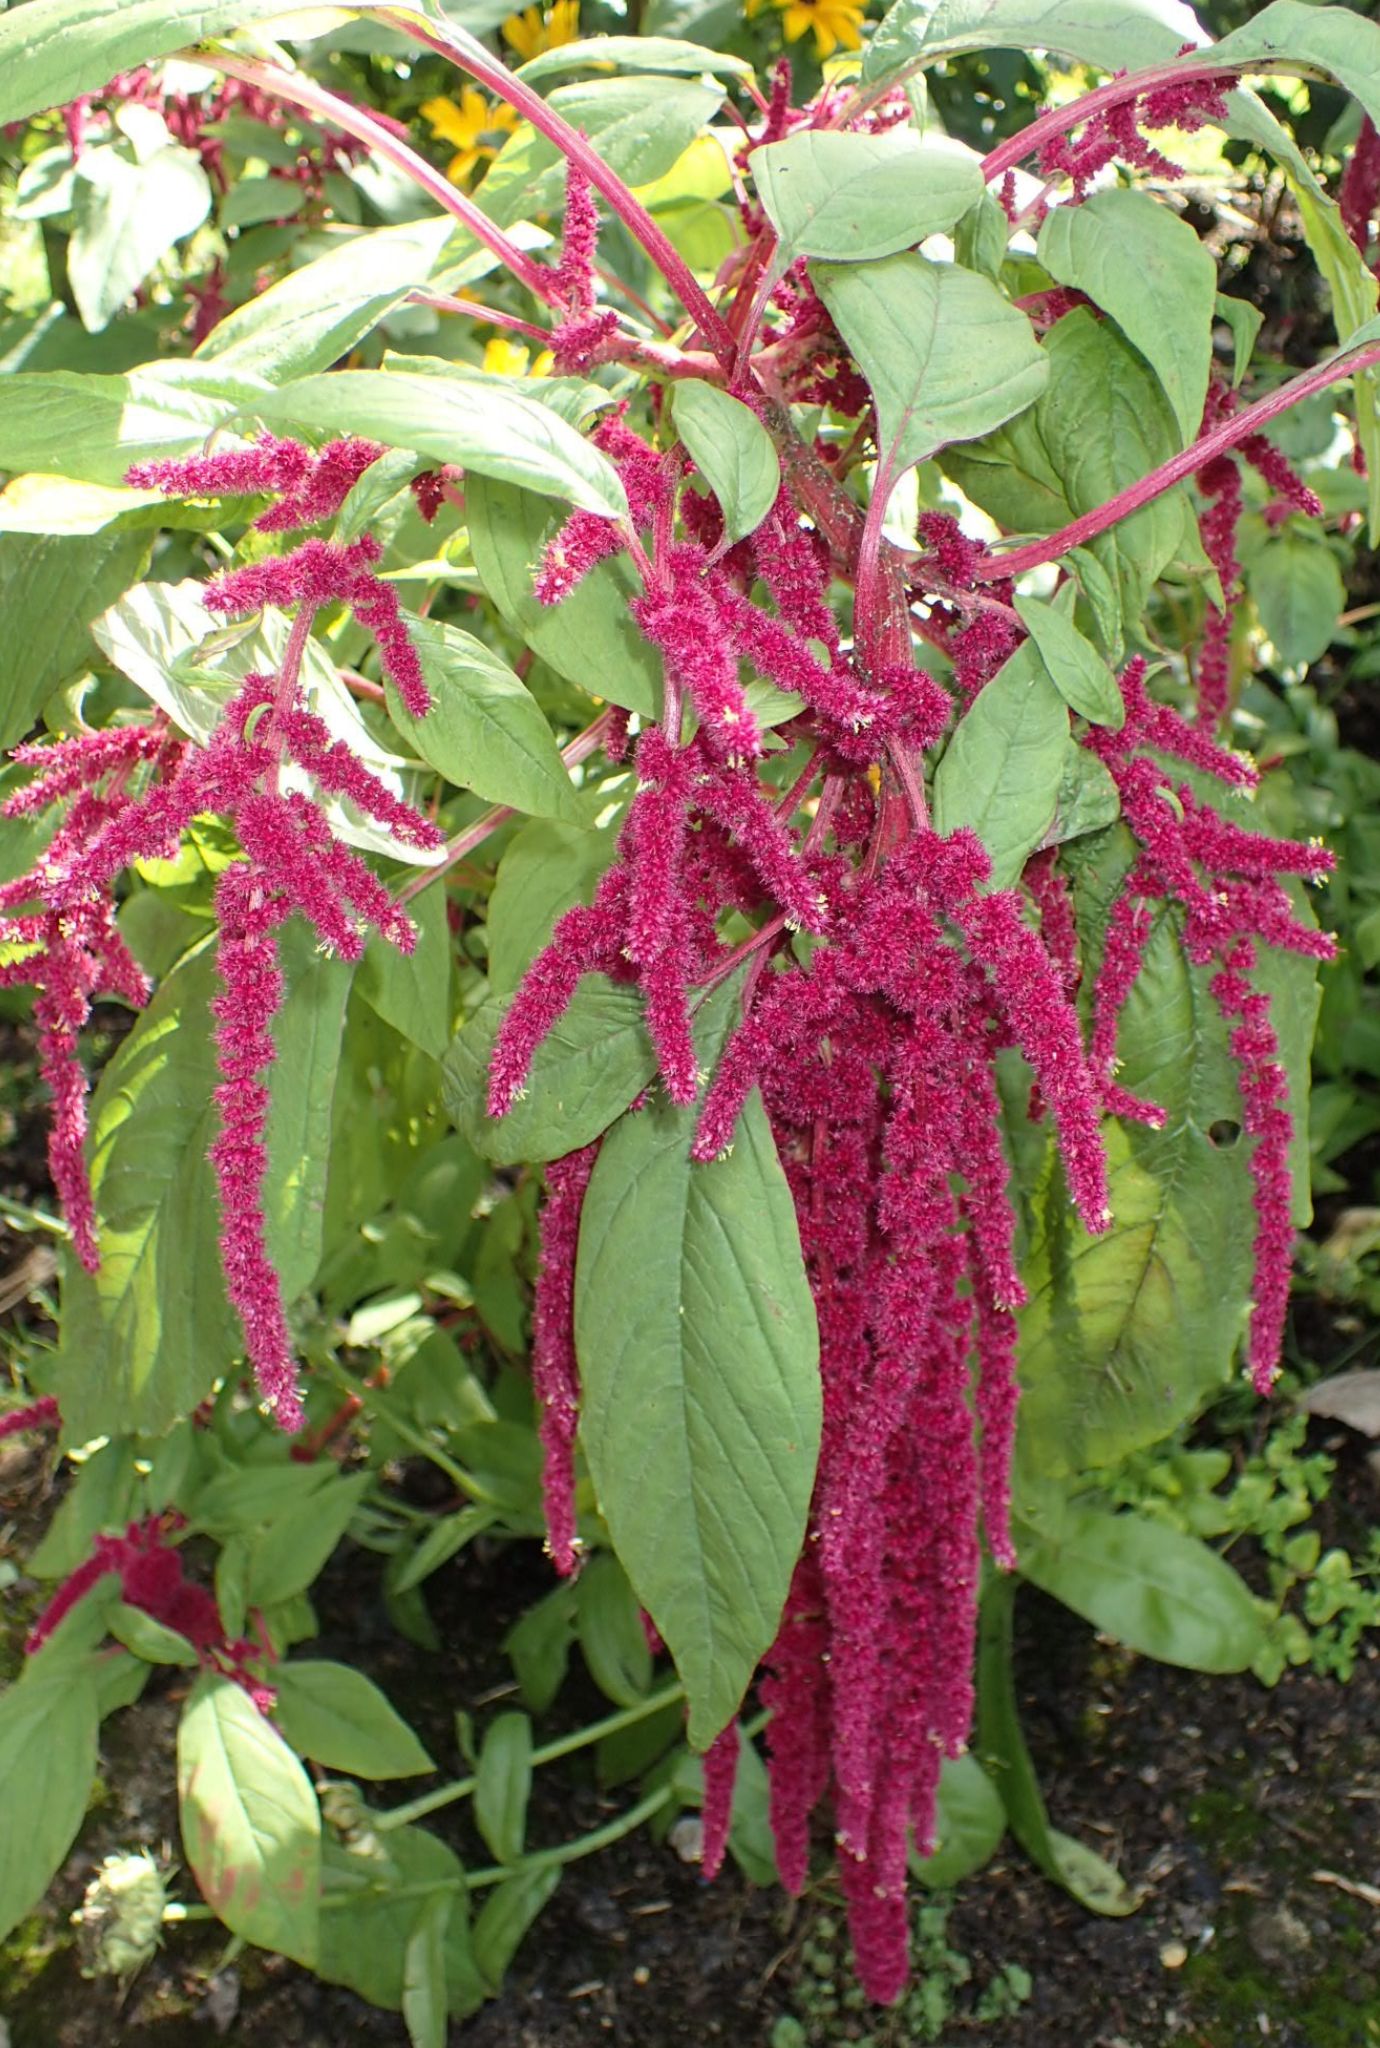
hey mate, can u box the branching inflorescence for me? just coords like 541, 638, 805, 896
1, 435, 439, 1429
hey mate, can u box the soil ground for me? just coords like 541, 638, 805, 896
2, 1419, 1379, 2048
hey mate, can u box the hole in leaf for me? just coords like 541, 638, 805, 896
1208, 1118, 1243, 1149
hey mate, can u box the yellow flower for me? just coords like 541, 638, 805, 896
747, 0, 864, 60
482, 337, 555, 377
420, 87, 519, 186
501, 0, 580, 62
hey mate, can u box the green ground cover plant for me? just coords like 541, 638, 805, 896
2, 0, 1380, 2030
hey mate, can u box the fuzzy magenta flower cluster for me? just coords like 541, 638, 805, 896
483, 296, 1338, 1988
26, 1510, 274, 1710
2, 435, 438, 1429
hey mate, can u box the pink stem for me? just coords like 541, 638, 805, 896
980, 55, 1234, 185
412, 292, 555, 342
377, 9, 737, 364
976, 340, 1380, 582
213, 54, 560, 306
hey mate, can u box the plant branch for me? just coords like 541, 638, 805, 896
211, 52, 559, 305
979, 54, 1235, 185
374, 1681, 686, 1833
376, 8, 737, 364
975, 339, 1380, 582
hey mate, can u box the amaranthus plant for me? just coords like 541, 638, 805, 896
2, 0, 1379, 2023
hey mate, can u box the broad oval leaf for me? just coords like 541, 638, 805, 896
1037, 189, 1216, 447
670, 380, 781, 544
318, 1821, 485, 2018
69, 140, 212, 335
1013, 593, 1124, 729
0, 1665, 100, 1942
387, 615, 581, 821
273, 1661, 436, 1780
475, 74, 726, 229
443, 978, 659, 1165
0, 364, 251, 488
0, 0, 393, 126
754, 130, 982, 264
466, 476, 662, 717
402, 1893, 452, 2048
1016, 1503, 1264, 1672
177, 1672, 321, 1967
0, 527, 149, 750
486, 819, 613, 997
864, 0, 1210, 88
472, 1868, 562, 1991
932, 641, 1068, 887
516, 32, 754, 81
1248, 533, 1345, 668
473, 1712, 533, 1865
254, 370, 627, 518
575, 1085, 821, 1749
911, 1753, 1006, 1889
813, 254, 1047, 477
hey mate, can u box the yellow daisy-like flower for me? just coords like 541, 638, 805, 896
746, 0, 864, 60
482, 337, 555, 377
420, 87, 519, 186
501, 0, 580, 62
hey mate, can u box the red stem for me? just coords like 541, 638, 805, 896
213, 53, 559, 305
975, 340, 1380, 582
980, 55, 1234, 185
377, 9, 737, 364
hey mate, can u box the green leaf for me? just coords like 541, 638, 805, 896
575, 1083, 821, 1749
177, 1672, 321, 1966
50, 940, 241, 1443
1248, 534, 1345, 668
403, 1892, 452, 2048
466, 477, 662, 718
911, 1754, 1006, 1889
274, 1661, 436, 1780
753, 130, 982, 264
1216, 294, 1264, 388
669, 381, 781, 545
1210, 2, 1380, 131
1045, 741, 1121, 848
108, 1603, 201, 1666
503, 1583, 578, 1714
196, 216, 463, 383
864, 0, 1207, 87
443, 978, 659, 1166
474, 1713, 533, 1865
0, 1664, 100, 1942
387, 615, 581, 820
475, 75, 725, 229
68, 139, 212, 334
357, 885, 453, 1063
932, 641, 1068, 887
0, 528, 148, 750
976, 1573, 1135, 1915
945, 310, 1186, 641
812, 254, 1046, 478
0, 0, 391, 126
318, 1822, 485, 2017
244, 1471, 371, 1608
0, 363, 259, 487
516, 32, 753, 82
1016, 1503, 1264, 1672
1016, 830, 1264, 1479
472, 1867, 562, 1991
255, 370, 627, 518
486, 819, 613, 997
576, 1553, 654, 1708
1036, 189, 1216, 447
262, 924, 355, 1303
1013, 593, 1124, 730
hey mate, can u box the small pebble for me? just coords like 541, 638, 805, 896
1160, 1940, 1188, 1970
